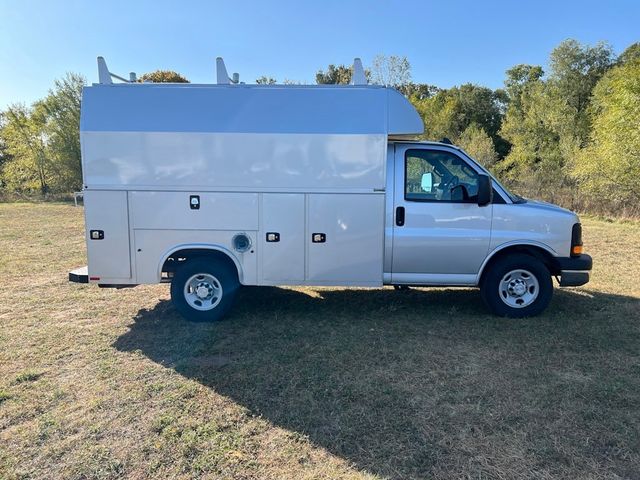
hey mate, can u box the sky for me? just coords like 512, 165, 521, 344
0, 0, 638, 108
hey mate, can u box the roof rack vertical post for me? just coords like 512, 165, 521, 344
351, 58, 367, 85
97, 57, 112, 84
216, 57, 230, 85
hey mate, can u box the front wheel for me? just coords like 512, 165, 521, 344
480, 254, 553, 318
170, 258, 239, 322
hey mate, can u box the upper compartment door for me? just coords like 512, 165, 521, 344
307, 194, 384, 286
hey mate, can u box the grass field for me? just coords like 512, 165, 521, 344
0, 203, 639, 480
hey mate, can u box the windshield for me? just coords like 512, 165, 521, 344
457, 148, 525, 203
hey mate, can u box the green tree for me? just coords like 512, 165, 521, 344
400, 83, 439, 100
0, 73, 85, 195
617, 42, 640, 65
0, 115, 10, 191
503, 64, 544, 116
39, 73, 84, 190
138, 70, 189, 83
413, 84, 507, 155
1, 104, 51, 194
458, 123, 498, 168
573, 57, 640, 210
498, 40, 615, 198
498, 66, 554, 183
547, 39, 614, 147
316, 64, 352, 84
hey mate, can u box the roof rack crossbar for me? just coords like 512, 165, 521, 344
97, 56, 136, 84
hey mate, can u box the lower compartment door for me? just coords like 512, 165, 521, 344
84, 190, 131, 280
260, 194, 305, 284
307, 194, 384, 285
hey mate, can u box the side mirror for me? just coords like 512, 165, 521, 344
477, 174, 493, 206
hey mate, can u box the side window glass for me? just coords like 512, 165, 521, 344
404, 150, 479, 203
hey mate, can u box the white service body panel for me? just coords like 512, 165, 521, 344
79, 83, 423, 287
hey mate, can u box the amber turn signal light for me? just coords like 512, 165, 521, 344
571, 245, 583, 255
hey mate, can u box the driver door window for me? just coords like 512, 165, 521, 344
405, 149, 479, 202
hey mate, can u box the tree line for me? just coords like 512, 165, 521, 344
1, 41, 639, 216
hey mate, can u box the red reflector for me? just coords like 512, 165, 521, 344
89, 276, 100, 281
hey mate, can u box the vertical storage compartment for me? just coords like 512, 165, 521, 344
260, 194, 305, 283
306, 194, 384, 285
84, 190, 131, 280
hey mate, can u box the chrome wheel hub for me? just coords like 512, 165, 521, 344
184, 273, 223, 311
499, 269, 539, 309
195, 283, 212, 299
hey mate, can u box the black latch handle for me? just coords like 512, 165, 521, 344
396, 206, 405, 227
312, 233, 326, 243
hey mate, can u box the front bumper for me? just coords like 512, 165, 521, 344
556, 254, 592, 287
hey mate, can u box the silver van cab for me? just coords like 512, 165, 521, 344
386, 140, 591, 317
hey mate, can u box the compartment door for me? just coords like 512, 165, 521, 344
260, 194, 305, 284
307, 194, 384, 285
84, 190, 131, 280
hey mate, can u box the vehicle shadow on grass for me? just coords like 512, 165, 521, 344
114, 286, 640, 479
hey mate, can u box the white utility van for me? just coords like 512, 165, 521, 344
69, 57, 592, 320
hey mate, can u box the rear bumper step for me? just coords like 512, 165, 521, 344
69, 266, 88, 284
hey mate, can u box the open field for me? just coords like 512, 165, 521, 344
0, 202, 639, 480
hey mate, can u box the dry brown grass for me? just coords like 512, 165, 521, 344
1, 203, 639, 480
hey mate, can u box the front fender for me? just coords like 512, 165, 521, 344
476, 240, 558, 284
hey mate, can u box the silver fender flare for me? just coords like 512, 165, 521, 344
476, 241, 558, 284
157, 243, 244, 284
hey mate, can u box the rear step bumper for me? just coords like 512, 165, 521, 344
69, 266, 88, 283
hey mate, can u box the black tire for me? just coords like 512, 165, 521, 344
170, 258, 239, 322
480, 254, 553, 318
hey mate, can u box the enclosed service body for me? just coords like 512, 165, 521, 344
79, 82, 422, 288
71, 59, 592, 319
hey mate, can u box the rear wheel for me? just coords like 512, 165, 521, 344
170, 258, 239, 322
480, 254, 553, 318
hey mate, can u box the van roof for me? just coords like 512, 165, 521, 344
82, 83, 424, 136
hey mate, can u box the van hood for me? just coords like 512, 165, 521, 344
520, 198, 577, 218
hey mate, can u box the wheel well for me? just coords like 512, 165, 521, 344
479, 245, 560, 284
161, 248, 240, 280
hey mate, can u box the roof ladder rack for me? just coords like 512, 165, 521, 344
351, 58, 367, 85
216, 57, 240, 84
97, 57, 137, 84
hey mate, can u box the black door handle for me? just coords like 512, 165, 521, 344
396, 206, 405, 227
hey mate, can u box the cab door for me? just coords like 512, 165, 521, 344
391, 145, 492, 285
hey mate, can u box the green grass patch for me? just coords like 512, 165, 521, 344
0, 390, 11, 403
14, 370, 43, 384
